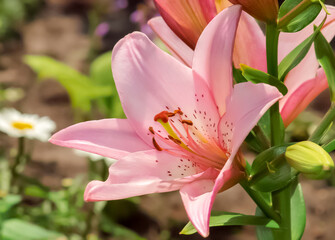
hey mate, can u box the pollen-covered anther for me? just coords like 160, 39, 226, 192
152, 137, 163, 151
154, 111, 170, 123
148, 126, 155, 134
181, 120, 193, 126
168, 135, 182, 145
174, 109, 183, 115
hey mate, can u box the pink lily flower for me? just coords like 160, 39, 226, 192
50, 6, 282, 237
149, 2, 335, 127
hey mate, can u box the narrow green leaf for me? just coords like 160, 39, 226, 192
240, 64, 288, 95
251, 145, 290, 175
233, 66, 247, 84
323, 138, 335, 152
256, 207, 274, 240
290, 180, 306, 240
2, 219, 62, 240
24, 55, 113, 113
180, 211, 279, 235
278, 0, 323, 33
314, 31, 335, 102
250, 145, 298, 192
245, 130, 264, 153
278, 20, 324, 81
0, 195, 21, 213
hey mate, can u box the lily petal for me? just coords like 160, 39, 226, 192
84, 149, 219, 201
219, 82, 282, 154
49, 119, 151, 159
193, 5, 242, 115
148, 17, 194, 67
180, 179, 215, 237
112, 32, 219, 147
180, 163, 240, 237
234, 12, 267, 72
154, 0, 217, 49
280, 69, 328, 127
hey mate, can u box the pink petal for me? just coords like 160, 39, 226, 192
234, 12, 267, 72
219, 82, 282, 154
49, 119, 151, 159
84, 149, 219, 201
180, 179, 215, 237
193, 5, 242, 115
154, 0, 217, 49
112, 32, 220, 147
180, 163, 242, 237
148, 17, 194, 67
280, 5, 335, 92
280, 69, 328, 127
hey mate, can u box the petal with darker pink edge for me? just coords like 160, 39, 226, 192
148, 17, 194, 67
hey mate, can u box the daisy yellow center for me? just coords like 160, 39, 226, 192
11, 121, 33, 130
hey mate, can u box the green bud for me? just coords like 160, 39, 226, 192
285, 141, 334, 179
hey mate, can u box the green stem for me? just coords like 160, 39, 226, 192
266, 24, 279, 78
272, 185, 292, 239
240, 179, 281, 223
253, 125, 271, 150
266, 23, 292, 240
309, 104, 335, 143
10, 137, 25, 188
266, 24, 284, 147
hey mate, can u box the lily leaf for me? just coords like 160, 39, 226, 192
323, 138, 335, 152
233, 66, 247, 84
278, 0, 323, 32
250, 145, 298, 192
256, 207, 274, 240
1, 219, 63, 240
291, 180, 306, 240
314, 31, 335, 102
278, 20, 324, 81
0, 195, 21, 214
180, 211, 279, 235
24, 55, 113, 113
240, 64, 288, 95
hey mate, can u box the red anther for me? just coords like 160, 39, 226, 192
174, 109, 183, 115
167, 112, 176, 117
154, 111, 170, 123
152, 137, 163, 151
168, 135, 182, 145
181, 120, 193, 126
149, 126, 155, 134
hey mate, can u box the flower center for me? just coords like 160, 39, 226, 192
12, 121, 33, 130
149, 109, 230, 170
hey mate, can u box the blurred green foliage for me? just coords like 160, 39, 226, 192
24, 53, 125, 121
0, 0, 42, 40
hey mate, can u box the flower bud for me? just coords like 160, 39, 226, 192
228, 0, 278, 23
285, 141, 334, 179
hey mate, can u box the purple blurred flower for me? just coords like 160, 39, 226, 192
115, 0, 128, 10
95, 22, 110, 37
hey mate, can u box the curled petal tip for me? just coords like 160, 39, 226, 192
84, 180, 105, 202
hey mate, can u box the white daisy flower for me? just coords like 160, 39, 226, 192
73, 149, 116, 166
0, 108, 56, 142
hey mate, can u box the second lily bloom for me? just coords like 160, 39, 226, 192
150, 0, 335, 127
